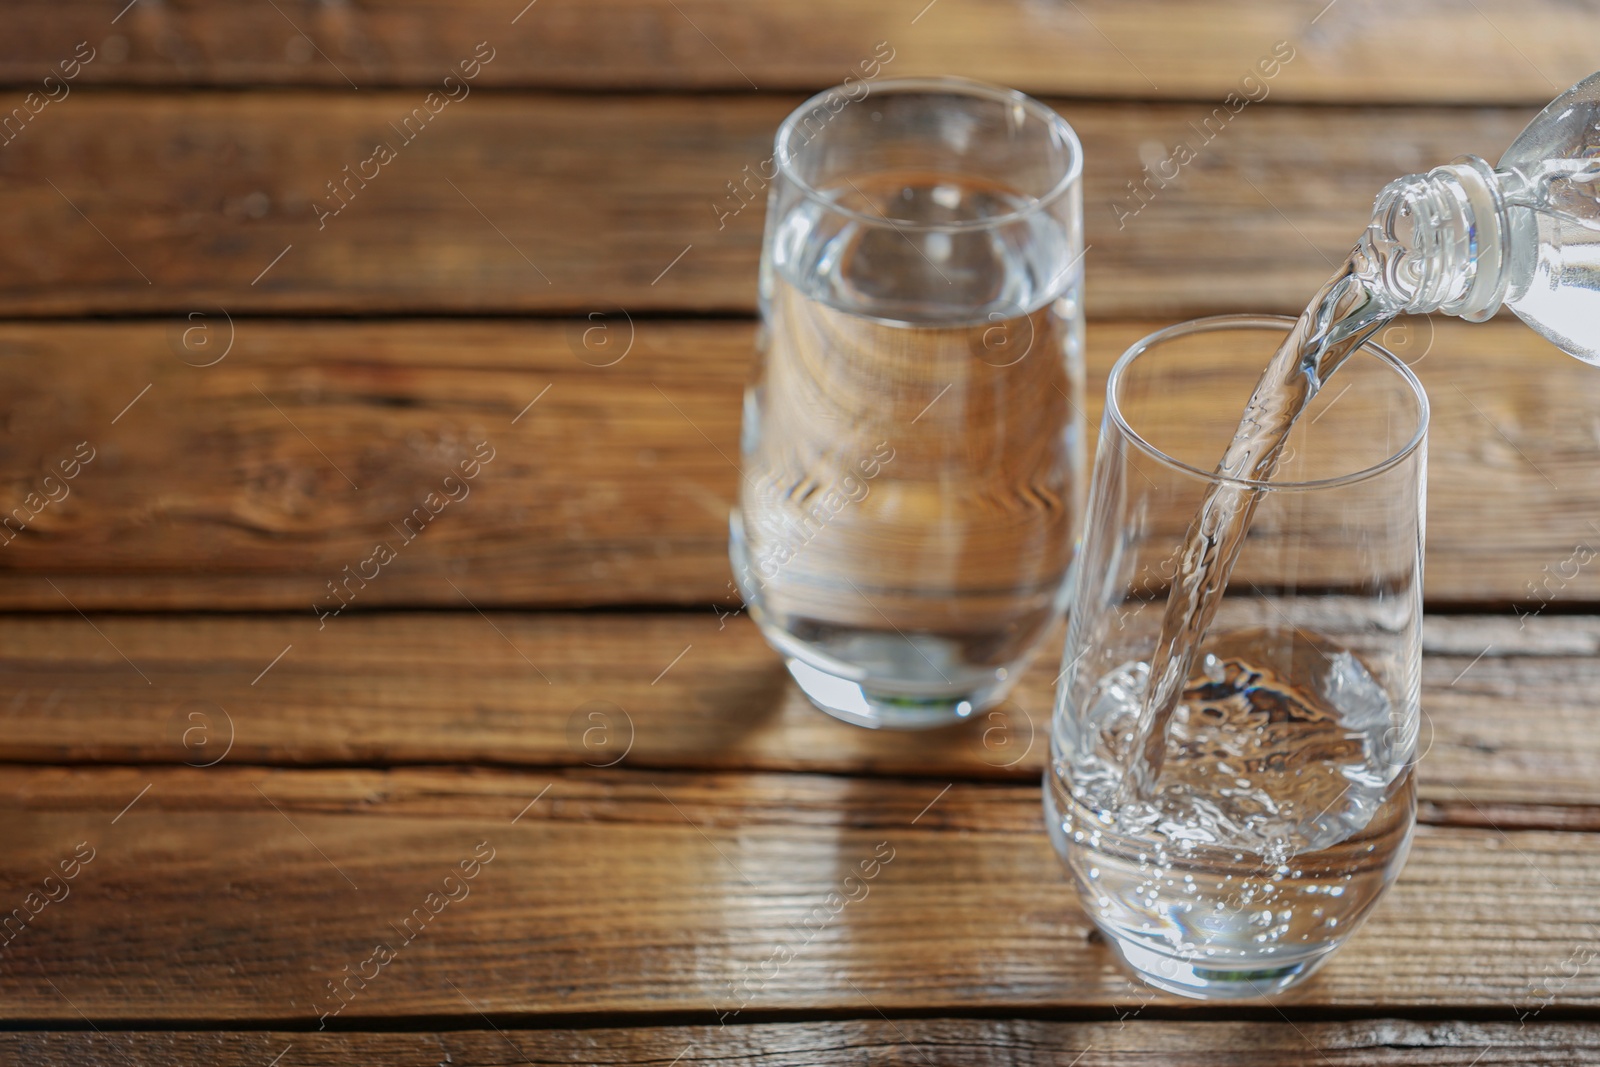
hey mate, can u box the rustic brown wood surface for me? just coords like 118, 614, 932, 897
4, 1020, 1594, 1066
0, 613, 1592, 817
2, 764, 1597, 1019
0, 1, 1592, 105
2, 3, 1595, 1063
9, 1020, 1596, 1066
0, 95, 1536, 318
0, 318, 1590, 609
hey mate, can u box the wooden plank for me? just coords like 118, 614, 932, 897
0, 93, 1532, 318
1, 318, 1598, 609
1, 764, 1597, 1019
4, 1020, 1595, 1065
0, 319, 748, 610
1, 1, 1592, 105
1, 612, 1597, 817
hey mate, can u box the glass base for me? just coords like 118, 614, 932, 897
1100, 932, 1335, 1000
783, 657, 1005, 730
1043, 785, 1354, 1002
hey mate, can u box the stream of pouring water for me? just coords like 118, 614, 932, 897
1120, 247, 1405, 803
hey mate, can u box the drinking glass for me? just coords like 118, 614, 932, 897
1047, 315, 1428, 998
730, 77, 1086, 730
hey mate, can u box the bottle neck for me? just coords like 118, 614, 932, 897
1357, 156, 1512, 322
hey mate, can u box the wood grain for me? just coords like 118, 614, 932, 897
5, 1020, 1594, 1066
0, 318, 1597, 609
0, 3, 1588, 1052
0, 1, 1592, 105
0, 612, 1597, 820
0, 93, 1534, 318
2, 764, 1597, 1020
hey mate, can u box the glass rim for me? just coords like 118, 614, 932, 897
773, 75, 1084, 234
1106, 314, 1430, 493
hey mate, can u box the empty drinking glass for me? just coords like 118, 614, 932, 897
730, 77, 1086, 729
1047, 316, 1428, 997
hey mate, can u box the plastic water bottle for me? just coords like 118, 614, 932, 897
1359, 71, 1600, 361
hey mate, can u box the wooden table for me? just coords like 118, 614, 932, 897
2, 3, 1599, 1063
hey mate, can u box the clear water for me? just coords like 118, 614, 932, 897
1125, 256, 1401, 798
1048, 628, 1414, 980
733, 172, 1083, 718
1507, 157, 1600, 360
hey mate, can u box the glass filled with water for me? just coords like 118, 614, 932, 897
1048, 316, 1428, 998
732, 78, 1085, 729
